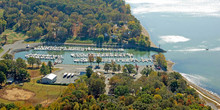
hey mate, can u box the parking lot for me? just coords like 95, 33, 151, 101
53, 64, 87, 84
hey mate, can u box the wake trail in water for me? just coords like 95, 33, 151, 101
168, 47, 220, 52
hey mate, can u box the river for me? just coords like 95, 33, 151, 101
126, 0, 220, 96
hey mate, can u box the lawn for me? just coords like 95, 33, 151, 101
0, 79, 67, 105
0, 65, 63, 105
0, 47, 3, 54
0, 30, 29, 44
27, 66, 60, 79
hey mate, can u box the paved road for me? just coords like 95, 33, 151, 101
0, 40, 42, 59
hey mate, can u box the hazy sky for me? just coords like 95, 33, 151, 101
125, 0, 220, 17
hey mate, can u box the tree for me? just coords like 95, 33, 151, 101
97, 35, 104, 46
96, 57, 102, 66
169, 80, 179, 92
16, 68, 30, 82
154, 94, 162, 101
86, 68, 93, 78
3, 54, 13, 60
104, 63, 111, 73
40, 63, 49, 75
27, 57, 36, 68
124, 64, 135, 74
155, 53, 167, 70
141, 68, 153, 77
112, 64, 117, 72
88, 54, 94, 66
89, 78, 105, 98
0, 19, 7, 34
0, 71, 6, 85
117, 64, 121, 71
0, 62, 8, 74
114, 85, 129, 96
140, 94, 153, 104
16, 58, 27, 69
36, 59, 41, 69
47, 61, 53, 73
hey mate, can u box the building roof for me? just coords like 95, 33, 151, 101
43, 73, 57, 80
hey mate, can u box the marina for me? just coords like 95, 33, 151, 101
70, 53, 133, 58
25, 53, 63, 60
15, 45, 155, 65
34, 46, 125, 52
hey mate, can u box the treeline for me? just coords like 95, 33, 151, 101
0, 54, 30, 85
0, 68, 211, 109
0, 0, 150, 49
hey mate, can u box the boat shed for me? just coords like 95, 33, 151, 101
41, 73, 57, 84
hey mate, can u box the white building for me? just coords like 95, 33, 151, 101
41, 73, 57, 84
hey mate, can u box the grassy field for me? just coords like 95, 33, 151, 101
0, 30, 29, 44
0, 79, 67, 105
0, 47, 3, 54
0, 65, 63, 105
27, 65, 60, 78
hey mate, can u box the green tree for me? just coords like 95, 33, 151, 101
89, 78, 105, 98
112, 64, 117, 72
27, 27, 43, 38
97, 35, 104, 46
47, 61, 53, 73
104, 63, 111, 73
140, 94, 153, 104
40, 63, 49, 75
3, 54, 13, 60
128, 38, 136, 45
124, 64, 135, 74
114, 85, 129, 96
0, 71, 6, 85
0, 62, 8, 74
0, 19, 7, 34
117, 64, 121, 71
96, 57, 102, 66
169, 80, 179, 92
86, 68, 93, 78
16, 58, 27, 69
141, 68, 153, 77
27, 57, 36, 68
16, 68, 30, 82
36, 59, 41, 69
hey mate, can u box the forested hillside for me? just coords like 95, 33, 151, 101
0, 70, 211, 109
0, 0, 150, 48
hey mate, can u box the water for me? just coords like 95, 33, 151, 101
126, 0, 220, 96
14, 48, 155, 66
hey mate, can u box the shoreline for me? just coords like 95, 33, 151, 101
140, 23, 220, 109
141, 25, 158, 48
2, 28, 219, 109
166, 60, 220, 110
